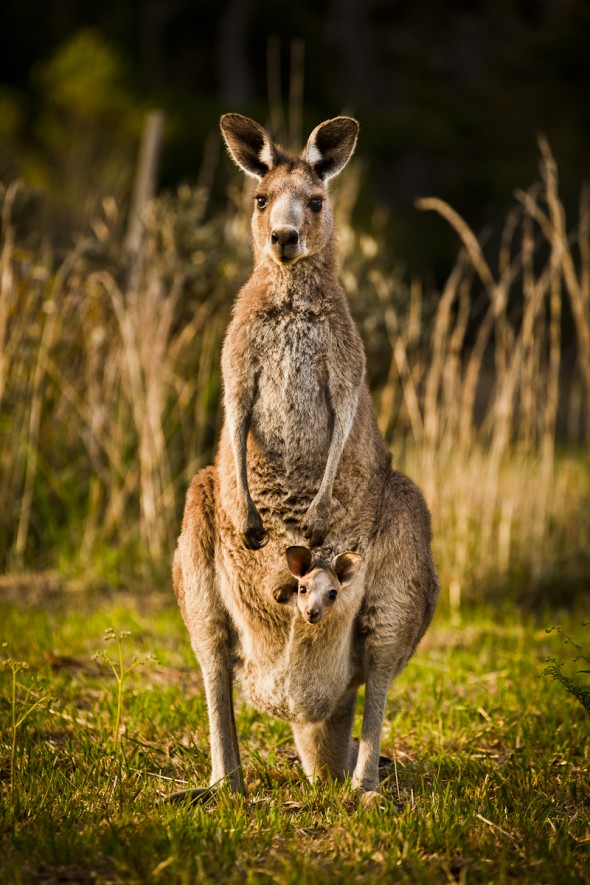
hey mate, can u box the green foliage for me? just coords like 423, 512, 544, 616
0, 89, 23, 138
25, 29, 143, 234
543, 622, 590, 716
34, 28, 133, 119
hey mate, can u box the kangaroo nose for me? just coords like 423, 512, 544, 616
271, 227, 299, 247
270, 226, 301, 264
307, 608, 321, 624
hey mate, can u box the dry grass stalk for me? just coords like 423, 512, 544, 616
402, 139, 590, 597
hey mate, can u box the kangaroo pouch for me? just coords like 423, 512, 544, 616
236, 629, 356, 725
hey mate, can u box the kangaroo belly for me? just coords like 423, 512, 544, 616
237, 647, 354, 724
231, 605, 357, 725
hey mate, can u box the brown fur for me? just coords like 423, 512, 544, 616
173, 115, 440, 795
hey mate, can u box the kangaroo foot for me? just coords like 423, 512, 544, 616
165, 787, 216, 806
358, 790, 390, 809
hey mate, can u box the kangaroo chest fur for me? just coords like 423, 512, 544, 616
248, 298, 333, 472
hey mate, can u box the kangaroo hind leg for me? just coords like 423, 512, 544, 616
291, 688, 357, 783
175, 468, 244, 794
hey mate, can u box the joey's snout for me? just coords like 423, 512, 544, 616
302, 605, 322, 625
286, 545, 362, 628
271, 226, 300, 264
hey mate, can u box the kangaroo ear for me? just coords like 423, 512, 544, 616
220, 114, 277, 180
303, 116, 359, 181
332, 551, 362, 587
286, 546, 313, 579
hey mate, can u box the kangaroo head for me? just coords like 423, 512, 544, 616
285, 546, 362, 625
220, 114, 359, 267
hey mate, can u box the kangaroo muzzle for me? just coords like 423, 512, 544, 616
271, 226, 300, 264
303, 605, 322, 624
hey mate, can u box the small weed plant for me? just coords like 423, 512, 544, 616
544, 621, 590, 715
93, 627, 156, 752
0, 643, 52, 801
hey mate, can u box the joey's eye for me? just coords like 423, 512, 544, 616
299, 586, 307, 595
328, 589, 338, 600
309, 197, 323, 212
256, 195, 267, 210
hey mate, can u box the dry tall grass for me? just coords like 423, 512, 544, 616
0, 141, 588, 606
374, 138, 589, 607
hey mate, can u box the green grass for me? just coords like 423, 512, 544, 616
0, 581, 588, 883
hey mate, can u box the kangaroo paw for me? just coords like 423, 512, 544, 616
302, 514, 329, 547
243, 524, 269, 550
303, 496, 331, 547
240, 506, 268, 550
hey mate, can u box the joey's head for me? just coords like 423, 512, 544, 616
285, 546, 362, 625
220, 114, 359, 268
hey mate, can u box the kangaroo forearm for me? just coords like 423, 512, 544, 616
317, 388, 360, 499
227, 405, 253, 509
316, 423, 346, 500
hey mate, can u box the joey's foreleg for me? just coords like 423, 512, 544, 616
225, 389, 267, 550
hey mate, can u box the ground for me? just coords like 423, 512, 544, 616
0, 575, 588, 884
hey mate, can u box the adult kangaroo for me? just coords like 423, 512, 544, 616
173, 114, 439, 799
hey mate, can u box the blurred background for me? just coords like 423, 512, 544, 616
1, 0, 589, 270
0, 0, 589, 610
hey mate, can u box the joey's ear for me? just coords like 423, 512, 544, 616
286, 546, 313, 579
220, 114, 277, 180
303, 116, 359, 181
332, 551, 362, 587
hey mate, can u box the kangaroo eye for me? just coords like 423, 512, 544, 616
299, 586, 307, 595
328, 589, 338, 600
309, 197, 323, 212
256, 195, 267, 210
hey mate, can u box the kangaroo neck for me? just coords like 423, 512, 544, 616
252, 245, 337, 307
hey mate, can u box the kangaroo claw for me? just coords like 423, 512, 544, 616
243, 526, 269, 550
239, 504, 268, 550
302, 514, 329, 547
